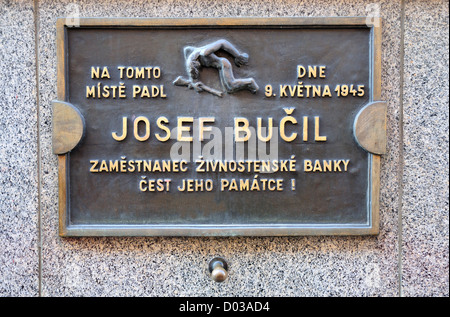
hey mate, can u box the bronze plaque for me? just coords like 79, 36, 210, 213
54, 18, 385, 236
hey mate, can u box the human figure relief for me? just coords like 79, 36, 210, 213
173, 39, 259, 97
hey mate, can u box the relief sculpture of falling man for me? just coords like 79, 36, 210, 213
173, 39, 259, 97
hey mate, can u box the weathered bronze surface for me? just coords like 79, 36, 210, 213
354, 101, 387, 155
54, 17, 384, 236
52, 101, 85, 154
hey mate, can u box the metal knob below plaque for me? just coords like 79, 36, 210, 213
209, 257, 228, 282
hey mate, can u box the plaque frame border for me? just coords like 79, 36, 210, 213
56, 17, 382, 237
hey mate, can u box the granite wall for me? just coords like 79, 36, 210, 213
0, 0, 448, 297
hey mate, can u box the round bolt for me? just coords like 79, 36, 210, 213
208, 257, 228, 282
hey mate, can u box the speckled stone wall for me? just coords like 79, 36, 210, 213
402, 0, 449, 297
0, 0, 39, 296
0, 0, 448, 297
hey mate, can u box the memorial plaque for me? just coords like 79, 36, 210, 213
53, 18, 386, 236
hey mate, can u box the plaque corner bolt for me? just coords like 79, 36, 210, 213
208, 257, 228, 283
